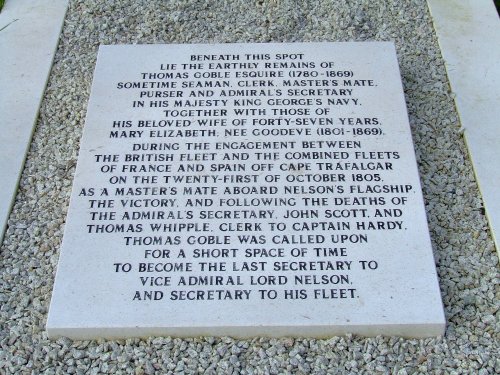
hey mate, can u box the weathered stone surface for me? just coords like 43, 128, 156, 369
47, 42, 444, 339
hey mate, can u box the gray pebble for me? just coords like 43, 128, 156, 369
0, 1, 499, 374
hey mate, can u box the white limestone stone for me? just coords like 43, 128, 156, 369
0, 0, 69, 242
47, 42, 445, 339
428, 0, 500, 253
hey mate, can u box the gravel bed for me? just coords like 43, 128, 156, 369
1, 0, 498, 373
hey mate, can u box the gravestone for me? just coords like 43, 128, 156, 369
46, 42, 445, 339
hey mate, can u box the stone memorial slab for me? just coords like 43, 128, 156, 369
47, 42, 445, 339
0, 0, 69, 242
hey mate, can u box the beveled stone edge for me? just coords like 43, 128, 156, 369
427, 0, 500, 254
0, 0, 69, 242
